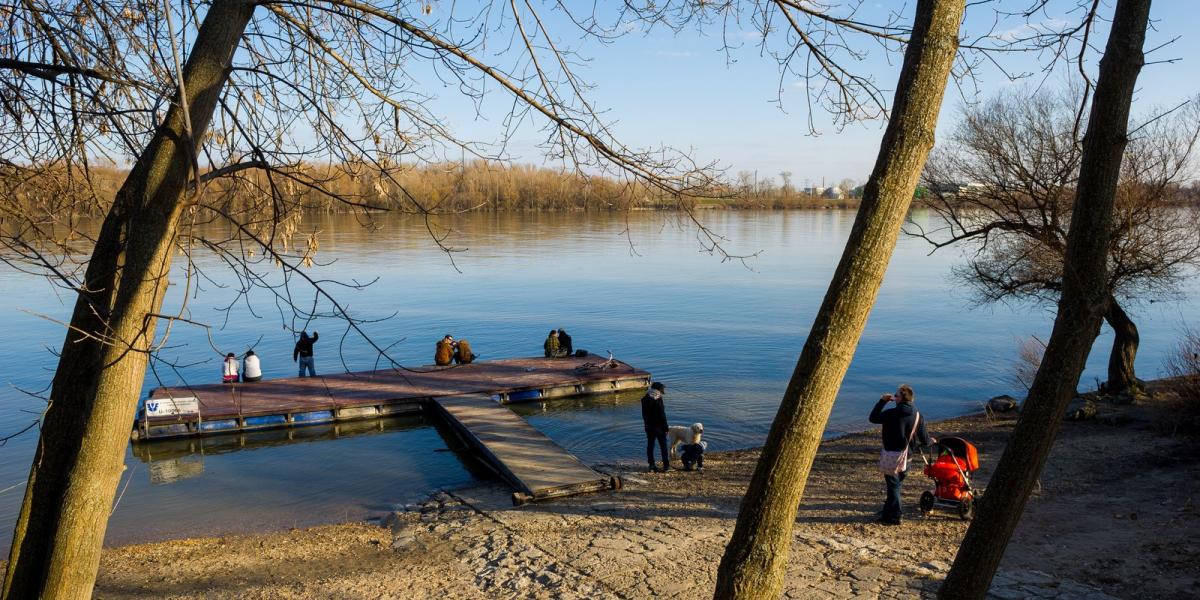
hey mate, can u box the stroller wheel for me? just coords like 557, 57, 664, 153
958, 495, 975, 520
919, 491, 935, 516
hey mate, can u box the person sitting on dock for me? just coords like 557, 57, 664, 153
641, 382, 670, 472
222, 353, 240, 383
243, 349, 262, 383
544, 329, 566, 358
557, 328, 573, 357
435, 335, 455, 366
679, 440, 707, 472
454, 338, 476, 364
294, 330, 319, 377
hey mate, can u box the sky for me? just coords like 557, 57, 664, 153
420, 0, 1200, 187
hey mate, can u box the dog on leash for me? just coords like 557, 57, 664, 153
668, 422, 704, 457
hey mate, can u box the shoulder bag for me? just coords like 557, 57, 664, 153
878, 412, 921, 476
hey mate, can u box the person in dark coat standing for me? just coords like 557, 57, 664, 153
641, 381, 670, 472
294, 330, 319, 377
868, 384, 931, 525
557, 328, 573, 357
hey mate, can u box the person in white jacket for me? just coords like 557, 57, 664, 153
222, 353, 239, 383
243, 349, 262, 382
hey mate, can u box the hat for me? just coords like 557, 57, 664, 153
650, 382, 665, 392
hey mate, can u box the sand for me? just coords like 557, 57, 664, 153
86, 387, 1200, 599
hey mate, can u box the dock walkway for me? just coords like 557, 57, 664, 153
433, 394, 618, 504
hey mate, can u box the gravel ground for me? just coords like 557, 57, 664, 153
90, 389, 1200, 599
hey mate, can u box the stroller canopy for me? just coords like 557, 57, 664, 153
936, 437, 979, 471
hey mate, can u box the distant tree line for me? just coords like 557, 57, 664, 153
1, 160, 865, 221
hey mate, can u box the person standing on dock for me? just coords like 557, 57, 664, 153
243, 350, 262, 382
641, 382, 670, 472
435, 335, 455, 366
557, 328, 573, 357
294, 330, 319, 377
222, 353, 240, 383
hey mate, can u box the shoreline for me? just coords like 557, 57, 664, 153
82, 383, 1200, 599
92, 402, 992, 552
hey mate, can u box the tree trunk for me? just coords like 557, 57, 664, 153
712, 1, 964, 598
1104, 295, 1140, 395
2, 2, 255, 598
938, 1, 1151, 598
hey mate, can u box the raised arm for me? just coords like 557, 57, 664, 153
868, 398, 889, 424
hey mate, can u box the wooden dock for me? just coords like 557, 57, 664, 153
136, 356, 649, 441
134, 356, 646, 503
433, 394, 620, 505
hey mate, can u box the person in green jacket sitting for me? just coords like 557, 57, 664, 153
543, 329, 566, 358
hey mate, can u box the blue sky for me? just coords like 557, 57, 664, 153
424, 0, 1200, 186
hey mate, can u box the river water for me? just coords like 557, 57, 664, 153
0, 210, 1194, 551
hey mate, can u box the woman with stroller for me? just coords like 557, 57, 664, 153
869, 384, 932, 525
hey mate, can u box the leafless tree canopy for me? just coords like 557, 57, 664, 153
915, 89, 1200, 307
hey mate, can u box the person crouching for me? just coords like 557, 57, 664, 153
679, 440, 707, 472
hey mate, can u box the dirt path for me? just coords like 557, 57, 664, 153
91, 393, 1199, 599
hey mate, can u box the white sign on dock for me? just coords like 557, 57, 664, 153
145, 396, 199, 417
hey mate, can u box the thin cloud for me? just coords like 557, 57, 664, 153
992, 18, 1070, 43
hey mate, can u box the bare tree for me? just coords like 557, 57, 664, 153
779, 170, 794, 191
714, 0, 966, 597
1162, 323, 1200, 433
0, 1, 714, 597
915, 89, 1200, 397
939, 0, 1154, 596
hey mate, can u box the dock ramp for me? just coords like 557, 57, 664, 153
433, 394, 620, 505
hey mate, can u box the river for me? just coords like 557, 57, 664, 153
0, 210, 1194, 551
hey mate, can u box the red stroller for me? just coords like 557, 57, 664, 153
918, 437, 979, 520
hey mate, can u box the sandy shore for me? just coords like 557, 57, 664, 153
82, 388, 1200, 599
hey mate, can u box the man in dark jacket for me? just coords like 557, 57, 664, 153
641, 381, 670, 472
869, 384, 931, 525
294, 330, 319, 377
557, 328, 573, 357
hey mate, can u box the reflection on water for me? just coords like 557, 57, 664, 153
131, 414, 432, 470
1, 210, 1197, 550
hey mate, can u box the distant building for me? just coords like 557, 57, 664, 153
928, 181, 987, 196
822, 186, 845, 200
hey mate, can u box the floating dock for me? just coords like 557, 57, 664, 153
135, 356, 648, 503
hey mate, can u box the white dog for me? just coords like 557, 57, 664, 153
667, 422, 704, 457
